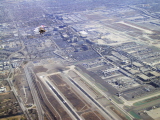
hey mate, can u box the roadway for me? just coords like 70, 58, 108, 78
24, 62, 44, 120
5, 36, 33, 120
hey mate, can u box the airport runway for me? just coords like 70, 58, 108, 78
46, 81, 81, 120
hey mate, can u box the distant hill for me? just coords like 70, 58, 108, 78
56, 0, 160, 5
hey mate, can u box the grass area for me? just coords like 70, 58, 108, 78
129, 111, 141, 119
75, 67, 81, 72
96, 83, 108, 92
75, 67, 94, 81
111, 95, 124, 104
75, 67, 108, 92
125, 115, 132, 120
79, 78, 102, 96
133, 101, 145, 106
133, 95, 160, 106
74, 68, 104, 97
84, 73, 95, 82
110, 106, 131, 120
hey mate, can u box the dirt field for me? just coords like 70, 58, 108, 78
37, 80, 72, 120
82, 111, 101, 120
110, 107, 128, 120
14, 74, 33, 104
0, 115, 26, 120
49, 74, 88, 111
49, 75, 65, 86
0, 92, 23, 118
94, 111, 106, 120
0, 80, 11, 91
33, 66, 48, 74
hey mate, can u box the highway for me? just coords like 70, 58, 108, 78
5, 38, 33, 120
7, 40, 25, 75
24, 63, 44, 120
6, 77, 32, 120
